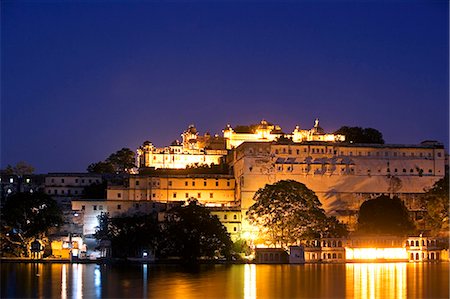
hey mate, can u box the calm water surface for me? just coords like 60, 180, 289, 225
1, 262, 448, 298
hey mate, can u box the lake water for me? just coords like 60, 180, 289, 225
1, 262, 448, 298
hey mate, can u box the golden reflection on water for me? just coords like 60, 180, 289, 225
346, 263, 406, 299
244, 264, 256, 299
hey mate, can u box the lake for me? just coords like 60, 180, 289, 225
1, 262, 448, 298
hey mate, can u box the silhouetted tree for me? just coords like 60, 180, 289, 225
83, 181, 107, 199
420, 174, 449, 233
87, 148, 135, 174
161, 199, 233, 262
357, 195, 415, 236
1, 192, 63, 256
3, 161, 35, 176
334, 126, 384, 144
247, 180, 348, 247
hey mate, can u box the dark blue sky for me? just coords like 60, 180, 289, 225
2, 1, 448, 173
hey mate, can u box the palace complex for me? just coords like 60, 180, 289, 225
73, 120, 446, 243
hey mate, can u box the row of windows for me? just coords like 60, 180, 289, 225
48, 189, 81, 195
167, 180, 231, 187
50, 178, 99, 184
269, 147, 441, 158
2, 178, 32, 183
173, 192, 214, 199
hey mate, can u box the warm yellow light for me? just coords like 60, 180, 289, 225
345, 247, 408, 260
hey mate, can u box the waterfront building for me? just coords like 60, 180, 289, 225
0, 173, 45, 202
229, 140, 445, 232
44, 173, 102, 198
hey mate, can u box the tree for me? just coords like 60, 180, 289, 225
95, 213, 160, 258
334, 126, 384, 144
357, 195, 415, 236
83, 181, 107, 199
247, 180, 348, 247
161, 199, 233, 262
420, 174, 449, 234
87, 161, 115, 174
87, 148, 135, 174
1, 192, 63, 256
4, 161, 35, 176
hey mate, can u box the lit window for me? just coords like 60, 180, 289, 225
9, 178, 13, 183
26, 178, 31, 183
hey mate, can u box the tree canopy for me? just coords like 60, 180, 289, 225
95, 213, 160, 258
161, 199, 233, 261
334, 126, 384, 144
421, 174, 449, 234
357, 195, 415, 236
247, 180, 348, 247
3, 161, 35, 176
1, 192, 63, 256
87, 148, 135, 174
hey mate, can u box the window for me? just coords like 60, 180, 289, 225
403, 169, 406, 173
152, 193, 156, 198
136, 180, 140, 186
118, 193, 121, 198
47, 190, 51, 194
428, 169, 432, 173
51, 178, 54, 183
288, 149, 292, 154
215, 181, 219, 187
224, 215, 227, 220
203, 181, 207, 186
75, 179, 78, 183
227, 181, 230, 187
185, 181, 188, 186
438, 152, 442, 157
233, 214, 237, 220
197, 193, 201, 198
233, 227, 237, 232
81, 205, 85, 210
54, 190, 57, 194
117, 204, 121, 210
93, 205, 97, 211
99, 205, 103, 211
275, 149, 279, 154
385, 152, 389, 157
367, 152, 371, 156
210, 193, 213, 198
89, 179, 92, 183
185, 193, 189, 198
173, 192, 177, 198
192, 181, 195, 186
169, 181, 172, 187
61, 179, 65, 183
135, 203, 139, 209
296, 149, 300, 154
61, 190, 65, 194
81, 179, 85, 183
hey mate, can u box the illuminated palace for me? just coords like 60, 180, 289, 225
75, 119, 445, 244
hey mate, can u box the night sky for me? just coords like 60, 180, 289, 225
1, 1, 448, 173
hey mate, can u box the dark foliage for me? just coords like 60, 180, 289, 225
334, 126, 384, 144
357, 195, 415, 236
161, 199, 233, 261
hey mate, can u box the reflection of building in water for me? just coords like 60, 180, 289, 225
346, 263, 407, 299
244, 264, 256, 299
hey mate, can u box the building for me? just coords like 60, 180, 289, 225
136, 125, 227, 169
0, 173, 45, 202
223, 119, 345, 149
229, 140, 445, 232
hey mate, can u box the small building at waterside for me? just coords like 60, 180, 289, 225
261, 235, 450, 264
